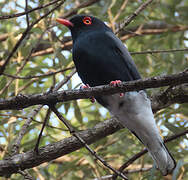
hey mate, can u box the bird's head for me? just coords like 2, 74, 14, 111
56, 15, 110, 40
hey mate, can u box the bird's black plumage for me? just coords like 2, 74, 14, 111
70, 15, 141, 87
69, 15, 142, 107
56, 15, 176, 176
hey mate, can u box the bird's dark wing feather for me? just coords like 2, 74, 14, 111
73, 30, 141, 87
106, 31, 141, 80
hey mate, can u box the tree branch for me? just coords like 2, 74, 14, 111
0, 118, 121, 177
61, 0, 102, 19
0, 0, 62, 20
0, 119, 187, 177
50, 105, 128, 180
2, 66, 74, 80
115, 0, 153, 34
119, 22, 188, 40
0, 74, 187, 177
151, 84, 188, 113
0, 70, 187, 110
130, 48, 188, 55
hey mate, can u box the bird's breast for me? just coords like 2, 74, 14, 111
73, 33, 114, 86
72, 31, 139, 86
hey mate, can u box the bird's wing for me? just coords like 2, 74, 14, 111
73, 30, 141, 87
105, 31, 141, 81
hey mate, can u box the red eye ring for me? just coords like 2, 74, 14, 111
83, 17, 92, 25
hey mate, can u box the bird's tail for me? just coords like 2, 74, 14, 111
147, 138, 176, 176
102, 91, 176, 176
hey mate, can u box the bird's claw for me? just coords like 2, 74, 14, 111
80, 84, 96, 103
110, 80, 122, 87
89, 97, 96, 103
110, 80, 124, 97
119, 93, 124, 97
80, 84, 90, 89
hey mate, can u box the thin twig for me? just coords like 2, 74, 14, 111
54, 68, 76, 90
2, 67, 74, 79
113, 0, 128, 22
17, 78, 38, 94
94, 167, 152, 180
107, 1, 115, 32
0, 33, 8, 42
62, 0, 102, 19
18, 170, 34, 180
130, 48, 188, 55
32, 36, 61, 152
0, 113, 68, 131
50, 105, 128, 180
25, 0, 29, 27
0, 0, 62, 20
120, 25, 188, 41
34, 109, 51, 153
11, 105, 43, 155
115, 0, 153, 34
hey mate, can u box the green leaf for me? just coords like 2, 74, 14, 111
73, 101, 83, 124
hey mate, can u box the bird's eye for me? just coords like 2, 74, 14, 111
83, 17, 92, 25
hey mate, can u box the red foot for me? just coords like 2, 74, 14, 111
89, 97, 96, 103
80, 84, 96, 103
110, 80, 124, 97
119, 93, 124, 97
110, 80, 122, 87
80, 84, 90, 89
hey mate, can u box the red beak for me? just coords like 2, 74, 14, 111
56, 18, 74, 27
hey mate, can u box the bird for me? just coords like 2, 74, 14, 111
56, 15, 176, 176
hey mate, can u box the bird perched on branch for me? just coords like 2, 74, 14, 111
56, 15, 176, 176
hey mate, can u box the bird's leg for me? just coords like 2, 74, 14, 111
80, 84, 96, 103
110, 80, 124, 97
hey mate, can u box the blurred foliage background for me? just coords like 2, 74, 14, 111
0, 0, 188, 179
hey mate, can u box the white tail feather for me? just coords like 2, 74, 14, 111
103, 91, 176, 175
148, 140, 176, 175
